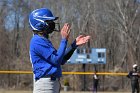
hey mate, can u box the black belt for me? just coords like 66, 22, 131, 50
50, 76, 57, 81
46, 76, 60, 81
35, 76, 59, 82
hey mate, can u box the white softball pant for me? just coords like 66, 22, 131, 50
33, 78, 61, 93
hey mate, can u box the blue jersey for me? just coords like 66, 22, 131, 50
30, 34, 77, 80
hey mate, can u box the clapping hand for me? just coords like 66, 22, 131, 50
61, 23, 90, 46
61, 23, 71, 40
76, 35, 90, 46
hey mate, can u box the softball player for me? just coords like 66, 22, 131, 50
29, 8, 90, 93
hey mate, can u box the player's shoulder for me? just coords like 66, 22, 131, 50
31, 35, 47, 42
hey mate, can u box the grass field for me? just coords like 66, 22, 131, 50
0, 90, 131, 93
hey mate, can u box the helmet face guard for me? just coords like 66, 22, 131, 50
29, 8, 60, 34
45, 20, 60, 34
54, 22, 60, 32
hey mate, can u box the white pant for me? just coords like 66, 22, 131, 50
33, 78, 61, 93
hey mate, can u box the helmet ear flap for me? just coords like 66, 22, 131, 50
35, 22, 49, 31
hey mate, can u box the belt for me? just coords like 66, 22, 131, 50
35, 76, 60, 82
46, 76, 60, 81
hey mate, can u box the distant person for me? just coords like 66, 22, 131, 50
29, 8, 90, 93
127, 64, 140, 93
93, 71, 99, 93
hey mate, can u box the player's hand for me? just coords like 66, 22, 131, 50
61, 23, 71, 40
76, 35, 90, 46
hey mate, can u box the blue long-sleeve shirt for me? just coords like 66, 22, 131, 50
30, 34, 77, 80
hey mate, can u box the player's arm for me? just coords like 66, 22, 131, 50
61, 35, 90, 65
61, 40, 77, 65
47, 38, 68, 65
127, 71, 132, 78
47, 23, 70, 65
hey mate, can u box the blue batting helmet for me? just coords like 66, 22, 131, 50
29, 8, 58, 32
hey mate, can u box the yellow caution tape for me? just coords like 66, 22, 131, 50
0, 71, 128, 76
62, 72, 128, 76
0, 71, 32, 74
